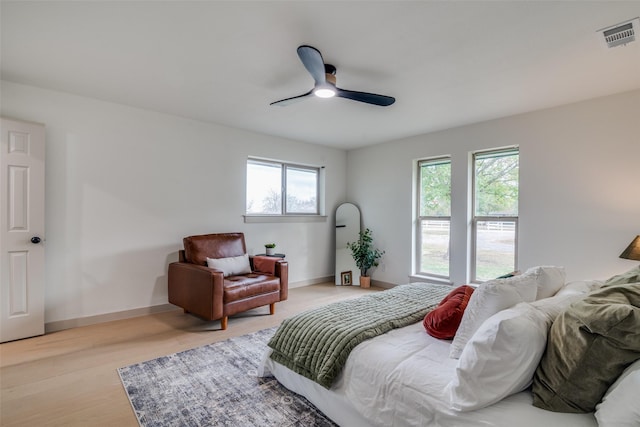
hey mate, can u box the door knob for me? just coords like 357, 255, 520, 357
31, 236, 41, 244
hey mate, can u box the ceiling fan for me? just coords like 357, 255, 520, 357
270, 45, 395, 107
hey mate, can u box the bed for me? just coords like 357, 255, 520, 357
259, 266, 640, 427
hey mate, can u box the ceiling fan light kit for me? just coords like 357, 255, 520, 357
271, 45, 395, 107
314, 87, 336, 98
313, 68, 337, 98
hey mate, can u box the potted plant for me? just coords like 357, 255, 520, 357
347, 228, 385, 288
265, 243, 276, 256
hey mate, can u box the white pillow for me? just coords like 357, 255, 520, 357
206, 254, 251, 277
449, 273, 537, 359
448, 303, 548, 411
531, 291, 587, 320
449, 291, 589, 411
524, 265, 566, 300
555, 279, 604, 297
595, 359, 640, 427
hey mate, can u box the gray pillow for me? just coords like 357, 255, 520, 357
531, 283, 640, 413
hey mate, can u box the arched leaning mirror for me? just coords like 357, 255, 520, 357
335, 203, 361, 286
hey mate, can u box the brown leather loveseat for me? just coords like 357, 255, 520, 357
168, 232, 288, 330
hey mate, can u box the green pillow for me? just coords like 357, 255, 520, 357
532, 283, 640, 413
604, 265, 640, 286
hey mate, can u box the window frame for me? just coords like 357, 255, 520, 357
283, 163, 320, 215
245, 158, 321, 217
415, 156, 452, 280
470, 147, 519, 283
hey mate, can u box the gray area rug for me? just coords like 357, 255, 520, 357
118, 327, 337, 427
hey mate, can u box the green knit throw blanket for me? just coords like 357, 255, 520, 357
268, 283, 452, 388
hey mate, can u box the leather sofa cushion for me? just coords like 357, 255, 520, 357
224, 274, 280, 303
184, 233, 246, 265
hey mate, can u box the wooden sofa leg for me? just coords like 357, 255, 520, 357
270, 303, 275, 315
220, 316, 228, 330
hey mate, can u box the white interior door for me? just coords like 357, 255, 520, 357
0, 117, 46, 343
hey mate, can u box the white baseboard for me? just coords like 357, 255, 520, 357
371, 279, 395, 289
45, 303, 178, 333
289, 276, 334, 289
292, 276, 394, 289
44, 277, 335, 333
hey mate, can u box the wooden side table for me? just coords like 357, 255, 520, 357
255, 253, 286, 258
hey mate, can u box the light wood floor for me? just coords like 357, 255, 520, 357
0, 283, 379, 426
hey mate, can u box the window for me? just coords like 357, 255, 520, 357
472, 148, 519, 282
246, 158, 319, 215
416, 157, 451, 278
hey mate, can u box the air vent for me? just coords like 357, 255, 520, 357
598, 18, 639, 48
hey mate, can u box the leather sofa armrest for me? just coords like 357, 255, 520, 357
275, 260, 288, 301
168, 262, 225, 320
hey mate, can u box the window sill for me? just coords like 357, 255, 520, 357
243, 215, 328, 224
408, 274, 454, 286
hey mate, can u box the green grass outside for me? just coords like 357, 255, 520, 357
421, 228, 515, 281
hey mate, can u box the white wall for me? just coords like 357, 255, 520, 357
3, 80, 638, 325
1, 81, 347, 324
347, 90, 640, 285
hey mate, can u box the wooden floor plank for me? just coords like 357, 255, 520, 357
0, 283, 377, 426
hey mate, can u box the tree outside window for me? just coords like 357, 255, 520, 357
246, 159, 319, 215
473, 149, 519, 281
417, 158, 451, 278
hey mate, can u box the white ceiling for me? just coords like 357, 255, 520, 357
2, 1, 639, 150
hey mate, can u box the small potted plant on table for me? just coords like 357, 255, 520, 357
265, 243, 276, 256
347, 228, 385, 288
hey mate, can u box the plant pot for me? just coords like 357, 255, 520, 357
360, 276, 371, 288
265, 247, 275, 256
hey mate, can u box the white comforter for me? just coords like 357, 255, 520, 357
261, 322, 597, 427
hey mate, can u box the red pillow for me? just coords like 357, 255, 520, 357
423, 285, 475, 339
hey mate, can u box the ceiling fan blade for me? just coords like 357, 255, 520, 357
297, 45, 326, 86
270, 90, 313, 107
336, 88, 395, 106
